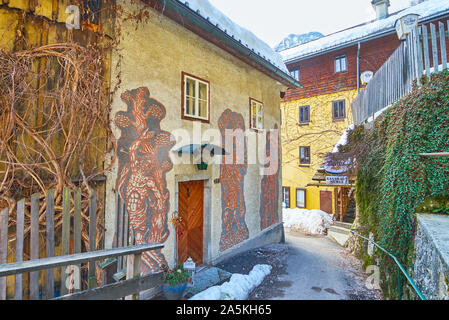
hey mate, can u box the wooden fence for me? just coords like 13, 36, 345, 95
352, 19, 449, 125
0, 188, 159, 300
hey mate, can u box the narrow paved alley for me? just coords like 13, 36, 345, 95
261, 231, 381, 300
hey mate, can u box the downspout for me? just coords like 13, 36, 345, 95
357, 41, 361, 93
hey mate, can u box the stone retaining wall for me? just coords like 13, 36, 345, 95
414, 214, 449, 300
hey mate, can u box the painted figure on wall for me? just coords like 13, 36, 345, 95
260, 124, 280, 230
115, 87, 175, 273
218, 109, 249, 252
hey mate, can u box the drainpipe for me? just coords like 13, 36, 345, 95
357, 42, 361, 93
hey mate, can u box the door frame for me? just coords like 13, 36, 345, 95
174, 174, 212, 266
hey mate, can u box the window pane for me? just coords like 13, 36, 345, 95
305, 106, 309, 122
300, 107, 304, 122
296, 190, 305, 208
341, 57, 347, 71
199, 82, 207, 100
333, 103, 338, 118
335, 59, 340, 73
186, 96, 196, 116
340, 102, 345, 118
186, 78, 196, 97
199, 99, 208, 118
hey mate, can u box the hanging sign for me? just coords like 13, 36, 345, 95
326, 176, 349, 185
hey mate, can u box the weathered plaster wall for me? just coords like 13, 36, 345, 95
280, 89, 356, 211
414, 214, 449, 300
105, 0, 283, 269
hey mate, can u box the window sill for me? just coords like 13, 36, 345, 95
299, 164, 311, 168
332, 118, 346, 122
298, 122, 310, 127
182, 115, 210, 124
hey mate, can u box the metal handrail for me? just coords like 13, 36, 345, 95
350, 229, 426, 300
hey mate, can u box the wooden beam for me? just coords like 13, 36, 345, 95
419, 153, 449, 157
53, 271, 163, 301
30, 193, 40, 300
306, 183, 356, 188
0, 244, 164, 278
14, 199, 25, 300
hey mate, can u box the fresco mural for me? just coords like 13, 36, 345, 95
260, 124, 281, 230
115, 87, 175, 273
218, 109, 249, 252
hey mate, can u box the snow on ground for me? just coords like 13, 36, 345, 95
189, 264, 272, 300
283, 208, 333, 235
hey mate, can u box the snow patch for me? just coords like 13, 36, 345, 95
189, 264, 272, 300
176, 0, 288, 73
283, 208, 332, 235
332, 124, 355, 153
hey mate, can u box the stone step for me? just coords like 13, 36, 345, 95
328, 230, 350, 247
329, 225, 351, 235
333, 221, 352, 230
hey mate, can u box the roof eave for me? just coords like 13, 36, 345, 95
283, 11, 449, 65
161, 0, 303, 88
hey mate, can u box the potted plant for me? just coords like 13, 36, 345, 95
162, 265, 191, 300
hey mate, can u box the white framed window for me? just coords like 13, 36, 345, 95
183, 73, 209, 121
334, 55, 347, 73
250, 98, 264, 130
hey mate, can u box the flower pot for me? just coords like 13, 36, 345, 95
162, 283, 188, 300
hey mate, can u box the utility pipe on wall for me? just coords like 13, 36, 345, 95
357, 42, 361, 93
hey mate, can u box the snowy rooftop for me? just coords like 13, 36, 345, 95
280, 0, 449, 63
176, 0, 288, 73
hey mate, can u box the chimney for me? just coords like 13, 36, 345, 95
372, 0, 390, 20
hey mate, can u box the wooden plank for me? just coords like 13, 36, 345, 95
422, 25, 431, 76
123, 209, 129, 269
0, 244, 164, 277
117, 198, 124, 271
54, 271, 163, 301
30, 193, 40, 300
14, 199, 25, 300
45, 189, 55, 299
73, 188, 82, 292
419, 152, 449, 157
88, 190, 97, 289
440, 22, 447, 70
417, 27, 424, 78
0, 208, 8, 300
430, 23, 439, 73
125, 254, 142, 300
61, 187, 71, 296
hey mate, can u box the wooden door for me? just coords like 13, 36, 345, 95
320, 191, 333, 214
178, 180, 204, 265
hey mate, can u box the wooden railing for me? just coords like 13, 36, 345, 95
352, 20, 449, 125
0, 186, 158, 300
0, 244, 164, 300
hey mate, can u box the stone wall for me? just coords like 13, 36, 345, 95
414, 214, 449, 300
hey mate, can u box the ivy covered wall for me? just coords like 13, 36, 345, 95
346, 70, 449, 299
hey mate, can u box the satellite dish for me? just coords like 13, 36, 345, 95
361, 71, 374, 85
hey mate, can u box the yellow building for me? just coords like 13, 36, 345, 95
281, 90, 356, 214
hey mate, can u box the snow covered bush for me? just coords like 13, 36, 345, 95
283, 208, 332, 235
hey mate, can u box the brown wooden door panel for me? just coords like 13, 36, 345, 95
320, 191, 333, 214
178, 180, 204, 265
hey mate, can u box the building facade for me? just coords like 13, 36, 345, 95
278, 0, 449, 215
103, 0, 300, 272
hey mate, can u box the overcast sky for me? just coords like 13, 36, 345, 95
208, 0, 412, 47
